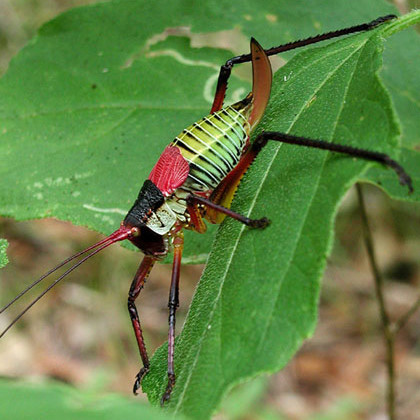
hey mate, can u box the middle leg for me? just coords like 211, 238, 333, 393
187, 194, 269, 229
161, 230, 184, 405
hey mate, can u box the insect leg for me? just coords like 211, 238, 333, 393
187, 194, 269, 228
161, 231, 184, 405
203, 140, 266, 224
128, 255, 156, 394
199, 126, 411, 226
253, 131, 413, 193
210, 15, 396, 113
186, 198, 207, 233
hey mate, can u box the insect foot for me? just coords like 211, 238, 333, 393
133, 366, 150, 395
248, 216, 271, 229
160, 373, 176, 406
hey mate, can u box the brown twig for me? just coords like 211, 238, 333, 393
393, 295, 420, 334
356, 183, 395, 419
356, 183, 420, 420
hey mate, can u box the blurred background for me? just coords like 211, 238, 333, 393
0, 1, 419, 419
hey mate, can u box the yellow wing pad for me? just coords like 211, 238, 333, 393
205, 39, 273, 223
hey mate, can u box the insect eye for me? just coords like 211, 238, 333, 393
130, 227, 140, 237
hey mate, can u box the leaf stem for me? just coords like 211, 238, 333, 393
381, 9, 420, 38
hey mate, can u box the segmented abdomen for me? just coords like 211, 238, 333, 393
172, 103, 250, 193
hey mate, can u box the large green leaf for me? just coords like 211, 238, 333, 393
0, 1, 419, 419
142, 12, 420, 419
0, 0, 419, 264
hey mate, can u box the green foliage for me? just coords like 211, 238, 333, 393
143, 12, 420, 418
0, 379, 182, 420
0, 0, 419, 262
0, 239, 8, 268
0, 0, 419, 419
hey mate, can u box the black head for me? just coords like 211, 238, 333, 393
124, 180, 164, 228
123, 180, 167, 256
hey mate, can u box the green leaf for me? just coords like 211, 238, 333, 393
381, 27, 420, 148
0, 379, 183, 420
1, 0, 419, 264
0, 239, 8, 268
0, 0, 419, 418
142, 12, 420, 418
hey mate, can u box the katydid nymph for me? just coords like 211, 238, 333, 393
0, 14, 413, 405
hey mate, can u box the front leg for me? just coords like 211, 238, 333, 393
127, 255, 156, 394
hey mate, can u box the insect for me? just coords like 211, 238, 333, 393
0, 14, 413, 405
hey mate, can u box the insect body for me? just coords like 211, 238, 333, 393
173, 101, 251, 194
0, 15, 413, 405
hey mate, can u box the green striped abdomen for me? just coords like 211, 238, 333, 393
172, 101, 251, 192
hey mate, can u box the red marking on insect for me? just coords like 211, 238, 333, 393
148, 145, 190, 196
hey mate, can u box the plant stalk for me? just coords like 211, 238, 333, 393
356, 183, 395, 420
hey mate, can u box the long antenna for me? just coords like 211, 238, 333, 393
0, 235, 115, 314
0, 227, 131, 338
